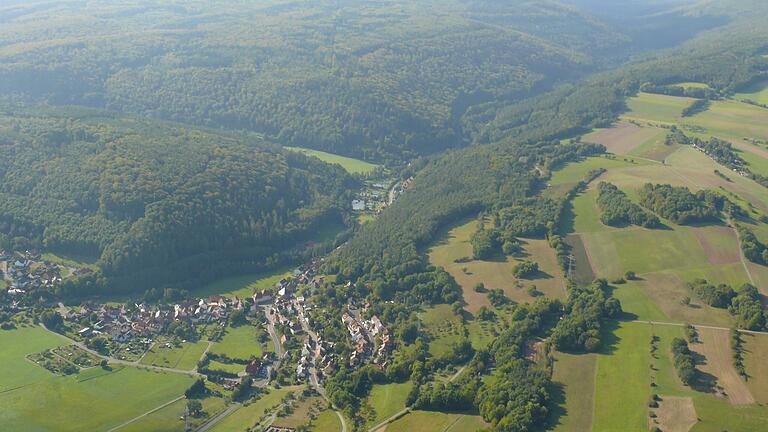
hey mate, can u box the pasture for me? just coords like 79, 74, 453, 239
742, 333, 768, 404
209, 324, 269, 361
0, 325, 67, 392
689, 327, 755, 405
140, 339, 209, 371
686, 100, 768, 142
309, 410, 342, 431
419, 304, 465, 357
285, 146, 380, 174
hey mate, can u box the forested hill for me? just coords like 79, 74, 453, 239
330, 3, 768, 291
0, 0, 730, 163
0, 105, 355, 293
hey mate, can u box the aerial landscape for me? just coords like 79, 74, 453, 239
2, 1, 768, 431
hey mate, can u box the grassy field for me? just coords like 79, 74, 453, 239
419, 304, 465, 357
624, 92, 696, 123
546, 156, 641, 198
41, 252, 99, 270
209, 325, 268, 361
548, 352, 597, 432
140, 339, 209, 371
0, 363, 195, 432
309, 409, 342, 431
0, 325, 67, 392
383, 410, 487, 432
208, 386, 297, 432
735, 80, 768, 105
686, 100, 768, 142
742, 333, 768, 404
115, 395, 227, 432
368, 381, 413, 426
193, 267, 291, 298
428, 219, 567, 313
582, 121, 667, 157
285, 146, 380, 174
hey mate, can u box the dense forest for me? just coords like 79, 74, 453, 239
0, 106, 355, 293
638, 184, 724, 225
0, 0, 748, 163
596, 182, 660, 228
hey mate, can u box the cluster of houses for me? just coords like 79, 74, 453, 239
341, 306, 391, 368
67, 295, 248, 344
1, 250, 76, 297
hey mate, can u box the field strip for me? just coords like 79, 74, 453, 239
631, 320, 768, 336
107, 395, 185, 432
731, 220, 757, 286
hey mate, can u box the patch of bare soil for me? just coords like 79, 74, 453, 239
690, 327, 756, 405
650, 396, 697, 432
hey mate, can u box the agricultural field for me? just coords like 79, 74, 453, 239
742, 333, 768, 404
140, 339, 209, 371
735, 80, 768, 105
548, 352, 597, 432
272, 395, 328, 429
428, 220, 567, 314
209, 324, 270, 361
115, 394, 227, 432
285, 146, 380, 174
582, 121, 667, 157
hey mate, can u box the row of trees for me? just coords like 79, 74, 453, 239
671, 338, 698, 385
736, 225, 768, 265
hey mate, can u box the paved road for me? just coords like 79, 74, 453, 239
264, 305, 285, 358
194, 402, 241, 432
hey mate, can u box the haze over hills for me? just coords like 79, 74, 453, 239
0, 0, 736, 162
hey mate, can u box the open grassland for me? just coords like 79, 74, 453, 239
193, 267, 291, 298
548, 352, 596, 432
675, 82, 711, 89
0, 325, 67, 392
368, 381, 413, 426
742, 333, 768, 404
735, 80, 768, 105
209, 325, 268, 361
273, 396, 326, 429
592, 322, 653, 432
654, 396, 697, 432
428, 220, 567, 313
546, 156, 642, 198
208, 386, 297, 432
624, 92, 696, 123
686, 100, 768, 142
140, 339, 209, 371
582, 121, 667, 156
0, 364, 194, 432
382, 410, 487, 432
41, 252, 99, 270
285, 146, 380, 174
309, 409, 342, 431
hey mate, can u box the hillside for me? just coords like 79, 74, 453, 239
0, 105, 355, 293
0, 0, 732, 162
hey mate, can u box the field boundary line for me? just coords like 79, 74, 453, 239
107, 394, 185, 432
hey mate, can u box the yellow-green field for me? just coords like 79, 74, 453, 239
286, 146, 380, 174
368, 381, 413, 426
383, 410, 487, 432
623, 92, 696, 123
209, 324, 270, 361
140, 339, 209, 371
208, 386, 299, 432
0, 326, 195, 432
735, 80, 768, 105
194, 267, 291, 298
549, 352, 597, 432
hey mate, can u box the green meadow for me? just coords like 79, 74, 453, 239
193, 267, 291, 298
624, 92, 695, 123
140, 339, 209, 371
384, 410, 487, 432
208, 386, 298, 432
367, 381, 413, 426
735, 80, 768, 105
285, 146, 380, 174
209, 324, 270, 361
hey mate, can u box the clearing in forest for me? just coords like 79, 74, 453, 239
623, 92, 696, 123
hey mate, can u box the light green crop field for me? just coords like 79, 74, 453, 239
384, 410, 487, 432
549, 352, 597, 432
0, 362, 194, 432
209, 325, 268, 361
686, 100, 768, 142
368, 381, 413, 426
735, 80, 768, 105
0, 325, 67, 392
193, 267, 291, 298
208, 386, 297, 432
140, 339, 209, 371
624, 92, 696, 123
674, 82, 711, 89
285, 146, 380, 174
208, 360, 244, 375
547, 156, 640, 198
115, 396, 229, 432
